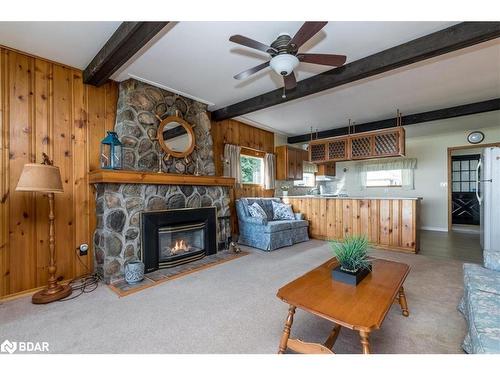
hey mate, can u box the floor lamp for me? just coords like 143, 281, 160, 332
16, 153, 72, 304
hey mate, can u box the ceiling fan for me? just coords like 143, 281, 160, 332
229, 22, 347, 92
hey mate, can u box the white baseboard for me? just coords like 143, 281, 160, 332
421, 226, 448, 232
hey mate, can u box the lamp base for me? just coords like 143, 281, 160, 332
32, 284, 72, 304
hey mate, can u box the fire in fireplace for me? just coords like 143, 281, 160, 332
158, 222, 206, 267
141, 207, 217, 272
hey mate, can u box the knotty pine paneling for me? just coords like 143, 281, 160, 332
211, 119, 275, 234
286, 197, 420, 253
0, 47, 117, 298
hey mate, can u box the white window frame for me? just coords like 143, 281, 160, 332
240, 154, 264, 185
365, 169, 403, 188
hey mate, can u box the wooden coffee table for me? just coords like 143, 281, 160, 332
276, 257, 410, 354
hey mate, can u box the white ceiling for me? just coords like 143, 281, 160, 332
112, 21, 459, 108
404, 110, 500, 138
0, 21, 497, 138
0, 21, 120, 69
243, 39, 500, 135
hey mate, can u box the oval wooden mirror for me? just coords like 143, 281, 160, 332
157, 115, 195, 158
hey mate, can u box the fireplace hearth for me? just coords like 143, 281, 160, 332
141, 207, 217, 273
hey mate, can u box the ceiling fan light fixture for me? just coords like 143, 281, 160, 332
270, 54, 299, 77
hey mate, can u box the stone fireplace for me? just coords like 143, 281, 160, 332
142, 207, 217, 272
92, 79, 233, 283
93, 182, 231, 283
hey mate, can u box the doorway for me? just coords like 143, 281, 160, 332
451, 154, 480, 226
447, 142, 500, 232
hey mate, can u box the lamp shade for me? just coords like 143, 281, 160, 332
16, 163, 64, 193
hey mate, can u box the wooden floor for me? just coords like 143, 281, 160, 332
419, 229, 482, 264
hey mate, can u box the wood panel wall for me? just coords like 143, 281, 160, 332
0, 47, 118, 298
211, 119, 275, 233
285, 197, 420, 253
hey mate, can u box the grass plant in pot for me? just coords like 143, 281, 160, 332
331, 235, 371, 286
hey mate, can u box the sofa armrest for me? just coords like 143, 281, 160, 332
240, 216, 267, 226
484, 249, 500, 272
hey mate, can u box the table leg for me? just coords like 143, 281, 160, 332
324, 324, 341, 349
359, 330, 371, 354
278, 305, 296, 354
398, 286, 410, 317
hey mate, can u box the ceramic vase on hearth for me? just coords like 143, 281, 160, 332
124, 260, 145, 284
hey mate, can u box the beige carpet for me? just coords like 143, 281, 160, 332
0, 240, 467, 354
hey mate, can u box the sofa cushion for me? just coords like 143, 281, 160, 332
464, 263, 500, 295
280, 219, 309, 229
244, 198, 280, 221
247, 202, 267, 220
466, 288, 500, 353
484, 249, 500, 272
272, 201, 295, 220
263, 221, 292, 233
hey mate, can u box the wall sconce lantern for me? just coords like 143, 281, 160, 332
100, 131, 123, 170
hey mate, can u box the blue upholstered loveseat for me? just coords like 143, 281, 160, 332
458, 248, 500, 353
235, 198, 309, 251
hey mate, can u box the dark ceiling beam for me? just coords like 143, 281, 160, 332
211, 22, 500, 121
83, 22, 169, 86
287, 98, 500, 144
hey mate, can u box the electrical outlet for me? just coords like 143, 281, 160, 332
79, 243, 89, 256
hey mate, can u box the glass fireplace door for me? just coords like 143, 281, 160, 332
158, 222, 206, 268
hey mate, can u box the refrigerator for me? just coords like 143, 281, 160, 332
477, 147, 500, 251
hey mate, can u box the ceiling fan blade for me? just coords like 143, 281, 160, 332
284, 72, 297, 90
289, 22, 328, 49
297, 53, 347, 67
229, 34, 276, 54
233, 61, 270, 80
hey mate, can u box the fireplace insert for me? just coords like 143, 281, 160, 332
141, 207, 217, 272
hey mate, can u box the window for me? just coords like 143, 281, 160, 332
451, 155, 479, 193
240, 155, 264, 185
365, 169, 402, 187
294, 172, 316, 187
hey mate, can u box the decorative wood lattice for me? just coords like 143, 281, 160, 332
374, 132, 399, 156
310, 143, 326, 162
350, 136, 372, 158
328, 140, 347, 160
307, 127, 405, 163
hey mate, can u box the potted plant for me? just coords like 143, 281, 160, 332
280, 185, 290, 197
330, 235, 371, 285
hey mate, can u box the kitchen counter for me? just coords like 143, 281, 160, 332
282, 196, 421, 253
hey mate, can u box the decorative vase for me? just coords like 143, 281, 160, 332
282, 191, 288, 197
332, 264, 372, 286
124, 260, 145, 284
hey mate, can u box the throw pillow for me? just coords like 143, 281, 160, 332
247, 202, 267, 220
272, 201, 295, 220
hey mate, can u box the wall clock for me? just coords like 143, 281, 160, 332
467, 131, 485, 144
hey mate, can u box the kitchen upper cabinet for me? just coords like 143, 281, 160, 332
276, 145, 309, 180
309, 127, 405, 163
317, 163, 336, 176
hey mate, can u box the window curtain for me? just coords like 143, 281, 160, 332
356, 158, 417, 190
263, 153, 276, 190
223, 144, 241, 186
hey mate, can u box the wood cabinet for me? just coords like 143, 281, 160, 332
284, 197, 420, 253
317, 163, 336, 176
276, 146, 309, 181
309, 127, 405, 163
